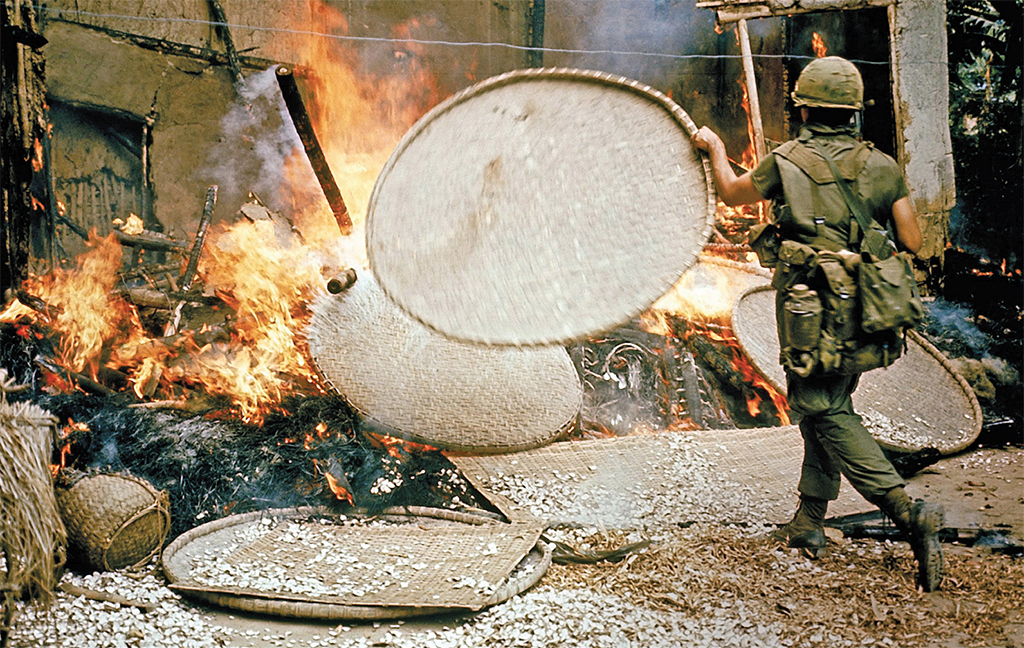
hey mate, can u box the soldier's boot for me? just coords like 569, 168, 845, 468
878, 487, 945, 592
771, 495, 827, 558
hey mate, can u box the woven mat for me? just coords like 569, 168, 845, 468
366, 68, 715, 346
163, 508, 546, 617
452, 427, 872, 528
732, 286, 982, 454
306, 274, 581, 453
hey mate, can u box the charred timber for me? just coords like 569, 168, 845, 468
15, 290, 62, 319
207, 0, 244, 86
327, 268, 358, 294
34, 355, 116, 397
115, 230, 188, 253
180, 186, 217, 293
119, 287, 173, 309
276, 66, 353, 235
121, 262, 183, 280
47, 19, 278, 72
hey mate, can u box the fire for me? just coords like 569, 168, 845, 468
324, 470, 354, 505
31, 137, 44, 172
51, 420, 88, 477
113, 213, 145, 235
812, 33, 828, 58
277, 0, 444, 255
2, 233, 138, 377
649, 255, 753, 321
365, 431, 437, 459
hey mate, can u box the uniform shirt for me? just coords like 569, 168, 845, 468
748, 123, 909, 249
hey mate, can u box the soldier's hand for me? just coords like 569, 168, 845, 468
690, 126, 722, 153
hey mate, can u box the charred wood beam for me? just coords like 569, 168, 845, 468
45, 18, 279, 72
118, 287, 223, 309
695, 0, 896, 25
34, 355, 116, 397
115, 230, 188, 253
120, 262, 182, 281
15, 289, 62, 319
276, 66, 352, 235
119, 287, 173, 309
179, 186, 217, 292
207, 0, 244, 86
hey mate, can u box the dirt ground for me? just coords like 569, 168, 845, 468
7, 438, 1021, 648
194, 442, 1024, 648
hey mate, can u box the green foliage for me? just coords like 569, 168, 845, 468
947, 0, 1022, 263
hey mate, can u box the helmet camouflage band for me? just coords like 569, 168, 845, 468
791, 56, 864, 110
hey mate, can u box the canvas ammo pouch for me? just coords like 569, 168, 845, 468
747, 222, 781, 268
859, 251, 924, 333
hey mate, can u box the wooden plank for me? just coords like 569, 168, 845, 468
696, 0, 896, 24
737, 19, 767, 163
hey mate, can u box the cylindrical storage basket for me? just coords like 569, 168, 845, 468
55, 473, 170, 572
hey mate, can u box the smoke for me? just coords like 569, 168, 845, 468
200, 67, 302, 214
923, 299, 991, 356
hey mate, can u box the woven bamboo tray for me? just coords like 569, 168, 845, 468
451, 427, 873, 528
162, 507, 548, 620
306, 275, 581, 454
732, 285, 983, 454
366, 67, 716, 346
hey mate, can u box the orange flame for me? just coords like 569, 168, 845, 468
365, 431, 437, 459
31, 138, 44, 172
812, 33, 828, 58
324, 470, 354, 505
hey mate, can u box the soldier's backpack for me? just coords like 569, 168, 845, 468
751, 138, 924, 377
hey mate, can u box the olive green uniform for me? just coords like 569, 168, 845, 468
750, 122, 907, 504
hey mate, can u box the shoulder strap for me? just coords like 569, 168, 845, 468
808, 139, 878, 237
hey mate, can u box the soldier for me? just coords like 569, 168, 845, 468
690, 56, 944, 591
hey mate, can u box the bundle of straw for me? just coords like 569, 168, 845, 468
1, 370, 66, 647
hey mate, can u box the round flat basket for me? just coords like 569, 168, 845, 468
306, 274, 582, 453
55, 472, 170, 572
162, 507, 550, 620
366, 67, 715, 346
732, 285, 983, 454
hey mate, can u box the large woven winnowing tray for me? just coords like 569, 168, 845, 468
306, 274, 581, 453
732, 286, 982, 455
451, 427, 874, 529
162, 507, 548, 619
366, 68, 716, 346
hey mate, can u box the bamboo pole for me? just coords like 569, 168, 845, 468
737, 19, 767, 163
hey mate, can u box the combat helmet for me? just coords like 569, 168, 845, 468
791, 56, 864, 110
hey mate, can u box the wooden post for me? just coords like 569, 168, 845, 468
737, 19, 767, 163
276, 66, 353, 235
528, 0, 546, 68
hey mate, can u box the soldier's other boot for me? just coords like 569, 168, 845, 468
771, 495, 827, 558
878, 487, 945, 592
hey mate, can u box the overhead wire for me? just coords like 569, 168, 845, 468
35, 4, 896, 66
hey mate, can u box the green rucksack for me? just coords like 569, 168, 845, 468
766, 139, 923, 377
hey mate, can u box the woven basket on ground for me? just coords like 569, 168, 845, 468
162, 507, 549, 620
366, 67, 716, 346
306, 274, 582, 454
55, 472, 170, 572
732, 285, 983, 454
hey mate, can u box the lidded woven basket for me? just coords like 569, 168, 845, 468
55, 472, 170, 572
